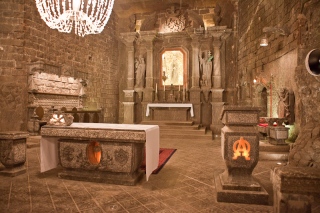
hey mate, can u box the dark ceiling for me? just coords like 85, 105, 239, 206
112, 0, 217, 18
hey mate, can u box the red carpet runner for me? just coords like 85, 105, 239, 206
141, 148, 177, 174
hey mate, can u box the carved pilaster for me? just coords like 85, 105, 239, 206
207, 26, 231, 89
212, 39, 222, 89
120, 32, 138, 90
139, 31, 157, 90
190, 34, 201, 89
210, 101, 225, 137
189, 88, 202, 124
210, 88, 225, 137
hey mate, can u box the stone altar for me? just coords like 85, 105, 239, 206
215, 106, 269, 205
146, 103, 194, 121
258, 117, 289, 145
40, 123, 159, 185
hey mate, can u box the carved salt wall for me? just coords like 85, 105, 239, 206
238, 0, 320, 128
0, 0, 119, 131
118, 3, 236, 134
27, 61, 85, 123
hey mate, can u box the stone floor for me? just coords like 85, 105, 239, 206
1, 130, 319, 212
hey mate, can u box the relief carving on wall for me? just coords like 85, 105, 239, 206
161, 6, 186, 33
277, 87, 295, 124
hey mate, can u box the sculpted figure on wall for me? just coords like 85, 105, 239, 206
277, 87, 295, 124
199, 51, 213, 88
135, 55, 146, 88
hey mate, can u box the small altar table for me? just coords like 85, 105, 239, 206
146, 103, 194, 117
40, 123, 159, 185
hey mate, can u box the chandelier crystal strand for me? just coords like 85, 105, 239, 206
35, 0, 114, 37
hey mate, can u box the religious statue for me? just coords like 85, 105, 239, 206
277, 87, 295, 123
135, 55, 146, 88
199, 51, 213, 88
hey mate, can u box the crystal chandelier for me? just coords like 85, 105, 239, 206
35, 0, 114, 37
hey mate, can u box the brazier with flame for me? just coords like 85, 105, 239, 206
215, 106, 269, 205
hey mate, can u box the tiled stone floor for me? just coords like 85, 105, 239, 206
1, 135, 319, 212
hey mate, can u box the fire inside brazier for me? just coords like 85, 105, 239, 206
215, 106, 269, 205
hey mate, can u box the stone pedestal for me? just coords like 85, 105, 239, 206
269, 126, 289, 145
210, 88, 225, 137
189, 88, 201, 124
0, 131, 29, 176
123, 90, 135, 124
215, 106, 269, 205
271, 166, 320, 213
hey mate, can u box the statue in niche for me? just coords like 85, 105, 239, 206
170, 58, 179, 84
199, 51, 213, 88
135, 55, 146, 88
277, 87, 295, 123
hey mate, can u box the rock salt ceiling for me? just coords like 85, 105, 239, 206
113, 0, 217, 18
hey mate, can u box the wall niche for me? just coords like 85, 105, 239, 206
27, 61, 88, 126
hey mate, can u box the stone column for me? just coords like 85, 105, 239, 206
190, 34, 200, 89
211, 38, 224, 136
120, 32, 138, 124
212, 38, 222, 89
188, 33, 202, 124
139, 31, 157, 104
138, 31, 157, 122
120, 32, 137, 90
207, 26, 232, 137
140, 31, 157, 89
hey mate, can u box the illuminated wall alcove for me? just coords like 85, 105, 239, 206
160, 47, 188, 88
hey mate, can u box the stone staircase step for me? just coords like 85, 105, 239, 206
160, 128, 206, 136
141, 120, 194, 126
259, 152, 289, 161
259, 140, 290, 161
141, 120, 212, 140
161, 134, 212, 140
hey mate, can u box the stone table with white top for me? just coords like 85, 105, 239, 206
40, 123, 159, 185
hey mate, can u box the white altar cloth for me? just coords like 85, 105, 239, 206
146, 103, 194, 117
40, 123, 159, 181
